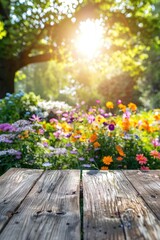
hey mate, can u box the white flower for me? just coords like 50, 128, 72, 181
42, 162, 52, 167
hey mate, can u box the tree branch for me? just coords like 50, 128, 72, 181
19, 52, 60, 69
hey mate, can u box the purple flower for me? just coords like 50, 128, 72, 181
82, 164, 91, 168
98, 108, 105, 114
53, 130, 61, 138
70, 150, 77, 155
87, 115, 95, 124
108, 124, 115, 131
16, 151, 22, 157
0, 123, 14, 132
79, 157, 85, 161
89, 158, 95, 162
66, 143, 72, 147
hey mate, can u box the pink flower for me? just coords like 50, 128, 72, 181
136, 154, 148, 165
50, 118, 58, 123
96, 100, 100, 104
29, 114, 41, 122
117, 99, 122, 105
150, 150, 160, 159
151, 138, 160, 147
140, 166, 150, 171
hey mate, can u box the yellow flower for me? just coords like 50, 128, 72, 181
95, 115, 106, 124
93, 141, 101, 148
80, 134, 86, 142
102, 156, 113, 165
118, 104, 126, 112
101, 166, 109, 170
106, 101, 114, 109
128, 102, 137, 112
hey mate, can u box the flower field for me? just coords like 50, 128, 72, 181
0, 92, 160, 174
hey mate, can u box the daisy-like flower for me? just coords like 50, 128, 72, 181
29, 114, 41, 122
136, 154, 148, 165
102, 156, 113, 165
118, 103, 126, 112
128, 102, 137, 112
93, 141, 101, 148
89, 133, 97, 143
150, 150, 160, 159
116, 145, 126, 157
106, 101, 114, 109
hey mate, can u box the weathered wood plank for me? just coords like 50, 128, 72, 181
83, 170, 160, 240
0, 168, 43, 232
123, 170, 160, 220
83, 170, 125, 240
0, 170, 80, 240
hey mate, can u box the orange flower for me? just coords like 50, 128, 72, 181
116, 145, 126, 157
101, 166, 109, 170
90, 133, 97, 143
150, 150, 160, 159
106, 101, 114, 109
118, 104, 126, 112
154, 112, 160, 121
93, 141, 101, 148
117, 156, 123, 161
122, 118, 130, 131
139, 120, 153, 133
128, 102, 137, 112
102, 156, 113, 165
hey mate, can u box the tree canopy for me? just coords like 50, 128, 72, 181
0, 0, 160, 104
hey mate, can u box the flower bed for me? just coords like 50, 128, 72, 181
0, 96, 160, 174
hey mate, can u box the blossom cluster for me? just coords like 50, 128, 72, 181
0, 99, 160, 174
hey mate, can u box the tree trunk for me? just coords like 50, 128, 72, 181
0, 59, 18, 99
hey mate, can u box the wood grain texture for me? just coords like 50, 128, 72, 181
83, 170, 160, 240
0, 168, 43, 232
0, 170, 80, 240
83, 170, 125, 240
123, 170, 160, 220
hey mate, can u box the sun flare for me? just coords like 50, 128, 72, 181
75, 19, 104, 59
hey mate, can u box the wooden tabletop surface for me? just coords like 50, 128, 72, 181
0, 168, 160, 240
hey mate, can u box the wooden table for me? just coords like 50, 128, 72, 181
0, 169, 160, 240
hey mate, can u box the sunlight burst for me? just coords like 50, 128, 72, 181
75, 19, 104, 59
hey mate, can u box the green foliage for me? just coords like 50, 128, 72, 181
136, 47, 160, 109
15, 61, 76, 103
0, 21, 6, 39
0, 91, 42, 123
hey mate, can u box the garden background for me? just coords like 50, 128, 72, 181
0, 0, 160, 174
